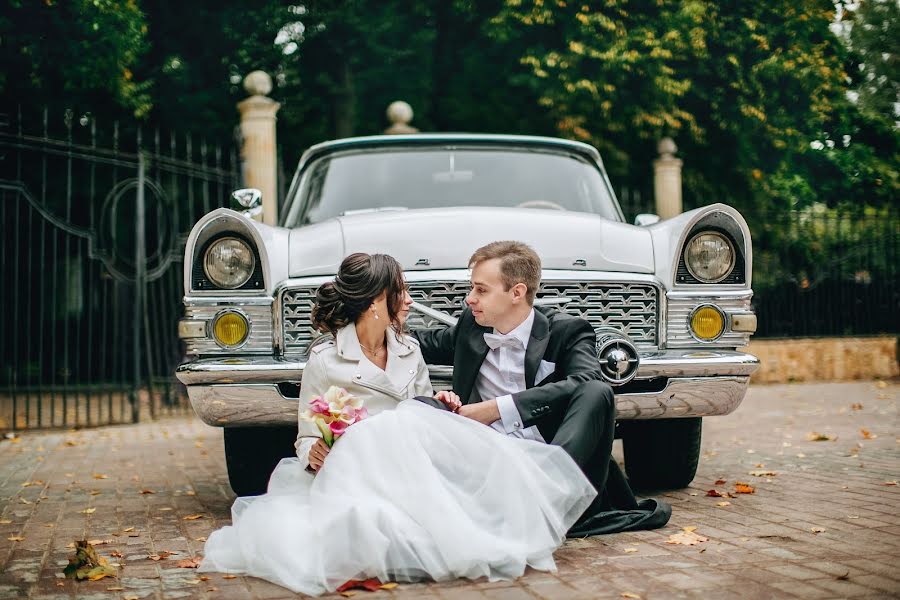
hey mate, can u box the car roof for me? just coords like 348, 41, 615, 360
295, 133, 605, 172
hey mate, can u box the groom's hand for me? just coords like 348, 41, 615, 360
458, 399, 501, 425
308, 438, 331, 472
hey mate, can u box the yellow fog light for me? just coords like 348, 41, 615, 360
689, 305, 725, 341
212, 310, 249, 348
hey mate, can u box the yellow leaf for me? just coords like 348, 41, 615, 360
811, 527, 826, 533
122, 527, 135, 533
223, 575, 237, 580
7, 536, 25, 542
80, 508, 96, 514
682, 526, 698, 533
379, 583, 399, 590
717, 501, 731, 507
93, 474, 108, 479
667, 530, 708, 546
183, 514, 204, 520
624, 548, 638, 553
622, 594, 642, 599
0, 519, 12, 524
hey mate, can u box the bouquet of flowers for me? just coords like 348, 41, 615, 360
300, 386, 368, 447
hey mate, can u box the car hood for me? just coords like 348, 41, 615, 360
288, 207, 654, 277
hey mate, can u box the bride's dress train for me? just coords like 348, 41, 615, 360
199, 400, 596, 595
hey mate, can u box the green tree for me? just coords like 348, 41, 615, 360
847, 0, 899, 126
0, 0, 151, 116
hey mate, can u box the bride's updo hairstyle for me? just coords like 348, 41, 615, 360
311, 252, 407, 336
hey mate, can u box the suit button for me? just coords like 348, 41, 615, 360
513, 421, 521, 429
409, 369, 415, 374
354, 374, 361, 379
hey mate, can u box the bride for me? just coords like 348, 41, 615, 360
199, 253, 596, 596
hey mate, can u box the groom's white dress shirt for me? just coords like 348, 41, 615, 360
476, 309, 546, 443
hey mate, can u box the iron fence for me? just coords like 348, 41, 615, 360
0, 106, 239, 431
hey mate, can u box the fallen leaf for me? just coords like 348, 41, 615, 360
158, 507, 173, 512
624, 548, 638, 553
140, 489, 155, 495
107, 586, 125, 591
836, 572, 850, 580
666, 528, 708, 546
716, 501, 732, 507
194, 536, 207, 542
860, 429, 877, 440
87, 539, 113, 546
175, 557, 202, 568
811, 527, 826, 533
749, 470, 777, 477
0, 519, 12, 524
714, 479, 727, 485
706, 489, 725, 497
92, 474, 108, 480
7, 536, 25, 542
19, 498, 32, 505
223, 575, 237, 580
734, 482, 755, 494
380, 583, 399, 590
340, 593, 355, 598
621, 594, 641, 599
89, 490, 102, 496
851, 403, 863, 410
21, 480, 43, 487
63, 540, 118, 581
806, 432, 835, 442
79, 508, 96, 514
884, 481, 898, 486
796, 453, 806, 458
337, 578, 383, 593
148, 551, 174, 561
183, 514, 204, 521
122, 527, 135, 533
110, 551, 123, 558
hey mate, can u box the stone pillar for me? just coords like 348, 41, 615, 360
237, 71, 281, 225
653, 137, 683, 220
383, 101, 419, 134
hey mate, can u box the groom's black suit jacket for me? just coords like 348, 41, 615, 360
412, 306, 603, 441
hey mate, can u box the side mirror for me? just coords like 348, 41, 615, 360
232, 188, 263, 219
634, 213, 661, 226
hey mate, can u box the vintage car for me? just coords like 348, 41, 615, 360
175, 134, 759, 495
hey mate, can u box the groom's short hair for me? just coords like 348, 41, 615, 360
469, 241, 541, 305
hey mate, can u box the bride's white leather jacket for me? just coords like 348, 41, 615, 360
294, 321, 434, 467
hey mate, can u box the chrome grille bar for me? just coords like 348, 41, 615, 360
281, 280, 659, 356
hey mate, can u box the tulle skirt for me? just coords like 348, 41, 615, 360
199, 400, 596, 596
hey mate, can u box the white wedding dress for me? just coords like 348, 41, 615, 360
200, 400, 597, 596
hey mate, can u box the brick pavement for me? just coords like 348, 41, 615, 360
1, 380, 898, 599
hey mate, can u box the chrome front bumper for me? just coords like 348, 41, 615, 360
176, 350, 760, 427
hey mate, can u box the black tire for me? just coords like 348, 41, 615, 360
223, 426, 298, 496
621, 418, 702, 491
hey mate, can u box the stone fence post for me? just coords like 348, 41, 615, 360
653, 137, 682, 219
237, 71, 280, 225
383, 101, 419, 134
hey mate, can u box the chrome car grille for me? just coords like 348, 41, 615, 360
281, 280, 658, 356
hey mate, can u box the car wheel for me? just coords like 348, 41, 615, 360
621, 418, 702, 491
223, 426, 298, 496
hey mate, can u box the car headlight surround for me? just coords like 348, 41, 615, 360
684, 231, 735, 283
688, 304, 726, 342
211, 309, 250, 348
203, 236, 256, 289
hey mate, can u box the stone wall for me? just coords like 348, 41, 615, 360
743, 336, 899, 383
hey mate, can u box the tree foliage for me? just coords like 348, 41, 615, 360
0, 0, 151, 116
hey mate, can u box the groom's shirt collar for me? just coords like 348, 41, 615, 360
492, 308, 535, 350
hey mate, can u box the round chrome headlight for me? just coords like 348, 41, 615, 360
203, 237, 255, 289
684, 232, 735, 283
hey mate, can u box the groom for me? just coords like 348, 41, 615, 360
412, 241, 670, 535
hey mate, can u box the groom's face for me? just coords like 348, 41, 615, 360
466, 259, 516, 328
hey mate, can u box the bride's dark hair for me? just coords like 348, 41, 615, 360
311, 253, 407, 336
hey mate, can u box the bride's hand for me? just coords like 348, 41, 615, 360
308, 438, 331, 472
434, 390, 462, 413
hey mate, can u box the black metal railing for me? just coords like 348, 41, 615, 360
0, 106, 240, 431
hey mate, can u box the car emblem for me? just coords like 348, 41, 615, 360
573, 259, 587, 267
416, 258, 430, 266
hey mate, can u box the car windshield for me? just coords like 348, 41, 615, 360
284, 147, 622, 225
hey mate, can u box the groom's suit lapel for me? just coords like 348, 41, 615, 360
523, 309, 550, 389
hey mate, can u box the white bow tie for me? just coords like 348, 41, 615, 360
483, 332, 522, 350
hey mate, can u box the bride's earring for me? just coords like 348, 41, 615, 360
372, 309, 379, 320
